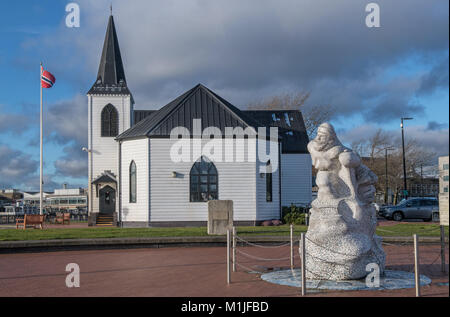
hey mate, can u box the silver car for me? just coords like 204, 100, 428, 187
381, 197, 439, 222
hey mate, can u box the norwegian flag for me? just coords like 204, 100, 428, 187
41, 68, 55, 88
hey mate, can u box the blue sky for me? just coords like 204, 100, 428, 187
0, 0, 448, 191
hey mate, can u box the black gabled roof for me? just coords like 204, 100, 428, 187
88, 15, 131, 96
117, 84, 259, 140
134, 110, 156, 125
92, 170, 117, 184
244, 110, 309, 153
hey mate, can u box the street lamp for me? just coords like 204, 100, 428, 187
383, 146, 396, 204
401, 117, 413, 199
82, 147, 92, 215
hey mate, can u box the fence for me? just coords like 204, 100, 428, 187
226, 225, 448, 297
0, 210, 88, 224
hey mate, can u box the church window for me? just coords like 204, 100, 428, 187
101, 104, 119, 137
190, 156, 218, 202
130, 161, 137, 203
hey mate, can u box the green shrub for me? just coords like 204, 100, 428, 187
282, 204, 309, 225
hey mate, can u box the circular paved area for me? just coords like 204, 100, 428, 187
0, 244, 447, 297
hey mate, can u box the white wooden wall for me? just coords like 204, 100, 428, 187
120, 138, 149, 223
88, 94, 132, 214
281, 153, 312, 207
148, 138, 258, 222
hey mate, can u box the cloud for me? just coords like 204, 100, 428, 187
427, 121, 448, 131
18, 0, 448, 118
0, 143, 38, 189
0, 109, 34, 135
418, 56, 449, 96
339, 124, 449, 161
54, 142, 87, 178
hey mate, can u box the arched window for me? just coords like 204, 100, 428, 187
190, 156, 218, 202
101, 104, 119, 137
129, 161, 137, 203
266, 160, 272, 202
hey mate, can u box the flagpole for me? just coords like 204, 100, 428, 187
40, 62, 43, 216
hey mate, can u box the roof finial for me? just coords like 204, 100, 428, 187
110, 3, 112, 16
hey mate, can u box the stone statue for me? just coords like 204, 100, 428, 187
305, 123, 385, 280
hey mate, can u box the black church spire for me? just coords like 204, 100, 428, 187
88, 14, 130, 95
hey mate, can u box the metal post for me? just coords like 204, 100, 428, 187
232, 226, 236, 272
290, 224, 294, 268
401, 119, 407, 199
39, 63, 43, 216
413, 234, 420, 297
300, 233, 306, 296
227, 229, 231, 284
441, 226, 446, 273
385, 148, 388, 204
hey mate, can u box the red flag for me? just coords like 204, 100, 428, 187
41, 69, 55, 88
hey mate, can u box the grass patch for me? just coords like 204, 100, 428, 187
0, 224, 446, 241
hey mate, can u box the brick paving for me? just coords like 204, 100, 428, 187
0, 243, 447, 297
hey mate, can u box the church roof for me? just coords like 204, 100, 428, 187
119, 85, 309, 153
244, 110, 309, 153
87, 15, 131, 96
117, 84, 261, 140
92, 170, 117, 184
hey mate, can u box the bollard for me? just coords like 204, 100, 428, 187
413, 234, 420, 297
227, 229, 231, 284
440, 225, 446, 273
290, 224, 294, 268
300, 233, 306, 296
232, 226, 236, 272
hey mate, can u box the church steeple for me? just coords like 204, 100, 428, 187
88, 13, 130, 95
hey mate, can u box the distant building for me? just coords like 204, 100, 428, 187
46, 187, 87, 212
0, 189, 23, 201
408, 177, 439, 198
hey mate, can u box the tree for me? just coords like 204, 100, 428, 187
247, 91, 334, 139
351, 130, 436, 202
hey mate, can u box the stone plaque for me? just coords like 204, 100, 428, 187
207, 200, 233, 235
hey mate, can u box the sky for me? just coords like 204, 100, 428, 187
0, 0, 448, 191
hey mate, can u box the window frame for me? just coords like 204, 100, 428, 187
101, 104, 119, 137
189, 156, 218, 202
129, 160, 137, 203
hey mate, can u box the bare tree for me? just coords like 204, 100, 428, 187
247, 91, 334, 138
352, 131, 437, 200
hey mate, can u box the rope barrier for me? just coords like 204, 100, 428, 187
235, 235, 292, 248
236, 248, 298, 262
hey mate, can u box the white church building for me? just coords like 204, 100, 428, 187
87, 14, 312, 227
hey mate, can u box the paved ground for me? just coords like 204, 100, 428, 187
0, 243, 447, 297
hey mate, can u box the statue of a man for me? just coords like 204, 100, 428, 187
305, 122, 385, 280
308, 123, 377, 214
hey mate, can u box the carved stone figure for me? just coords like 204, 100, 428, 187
305, 123, 385, 280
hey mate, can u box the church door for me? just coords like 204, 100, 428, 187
99, 185, 116, 214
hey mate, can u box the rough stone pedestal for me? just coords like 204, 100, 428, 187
207, 200, 233, 235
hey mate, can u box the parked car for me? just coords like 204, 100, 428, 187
380, 197, 439, 221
